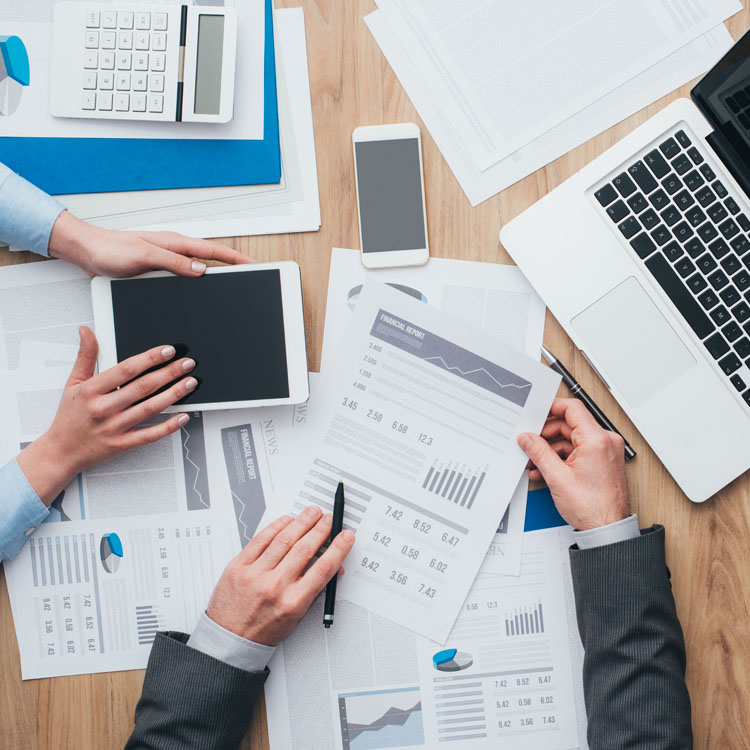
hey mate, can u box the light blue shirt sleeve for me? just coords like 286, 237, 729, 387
0, 458, 49, 563
573, 513, 640, 549
187, 611, 276, 672
0, 162, 65, 256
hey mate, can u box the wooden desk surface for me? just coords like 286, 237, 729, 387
3, 2, 750, 747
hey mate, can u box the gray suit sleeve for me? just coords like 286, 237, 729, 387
125, 632, 268, 750
569, 525, 692, 749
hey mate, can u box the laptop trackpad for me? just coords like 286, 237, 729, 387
571, 277, 696, 408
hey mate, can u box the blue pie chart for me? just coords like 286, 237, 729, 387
0, 35, 30, 117
100, 533, 124, 574
433, 648, 473, 672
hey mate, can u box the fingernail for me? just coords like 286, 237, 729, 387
518, 434, 531, 450
304, 505, 320, 517
192, 261, 207, 273
279, 515, 292, 524
183, 358, 196, 372
342, 530, 355, 542
162, 346, 175, 359
177, 414, 190, 426
185, 377, 198, 391
323, 513, 333, 524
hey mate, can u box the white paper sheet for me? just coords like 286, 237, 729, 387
321, 249, 548, 575
266, 526, 589, 750
267, 281, 560, 642
17, 340, 78, 369
375, 0, 741, 170
366, 13, 735, 206
0, 0, 264, 141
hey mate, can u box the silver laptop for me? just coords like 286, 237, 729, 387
501, 32, 750, 502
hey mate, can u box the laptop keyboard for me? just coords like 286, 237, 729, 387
593, 128, 750, 407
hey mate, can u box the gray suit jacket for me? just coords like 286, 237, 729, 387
125, 632, 267, 750
570, 524, 692, 749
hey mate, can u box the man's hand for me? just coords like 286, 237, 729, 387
206, 507, 356, 646
48, 210, 251, 278
17, 326, 196, 505
517, 398, 630, 531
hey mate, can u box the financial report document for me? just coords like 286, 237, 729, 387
277, 282, 559, 642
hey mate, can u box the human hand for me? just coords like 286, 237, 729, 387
47, 210, 252, 278
206, 507, 355, 646
517, 398, 630, 531
17, 326, 197, 505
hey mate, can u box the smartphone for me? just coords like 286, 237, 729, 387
353, 123, 429, 269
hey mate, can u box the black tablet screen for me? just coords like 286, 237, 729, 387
110, 270, 289, 405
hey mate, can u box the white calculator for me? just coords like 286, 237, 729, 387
49, 3, 237, 123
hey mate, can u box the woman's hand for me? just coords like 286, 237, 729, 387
48, 210, 251, 278
17, 326, 197, 505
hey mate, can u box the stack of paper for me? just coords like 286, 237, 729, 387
366, 0, 742, 205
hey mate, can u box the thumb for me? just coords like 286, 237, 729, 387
67, 326, 99, 386
147, 244, 206, 277
517, 432, 565, 485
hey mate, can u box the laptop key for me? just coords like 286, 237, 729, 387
686, 207, 706, 227
734, 270, 750, 292
629, 161, 658, 193
720, 218, 740, 239
675, 130, 691, 148
684, 170, 705, 191
742, 390, 750, 406
720, 286, 741, 307
674, 190, 694, 211
687, 273, 708, 294
708, 203, 729, 224
644, 149, 670, 178
708, 269, 730, 290
630, 232, 656, 259
696, 186, 717, 207
697, 253, 717, 274
704, 332, 730, 359
731, 235, 750, 256
607, 200, 629, 222
719, 353, 742, 375
731, 373, 747, 391
700, 163, 716, 181
709, 238, 730, 259
725, 197, 740, 215
663, 241, 683, 261
697, 222, 719, 242
733, 301, 750, 322
735, 338, 750, 360
618, 216, 641, 239
698, 289, 719, 309
727, 96, 741, 113
723, 321, 743, 342
738, 214, 750, 232
649, 189, 669, 210
713, 180, 728, 198
675, 258, 695, 278
672, 154, 691, 175
672, 222, 692, 243
595, 184, 618, 207
685, 238, 706, 258
644, 252, 715, 339
640, 209, 659, 230
661, 174, 682, 195
651, 224, 672, 246
687, 147, 704, 164
613, 172, 637, 198
628, 192, 648, 214
659, 137, 680, 158
721, 255, 743, 275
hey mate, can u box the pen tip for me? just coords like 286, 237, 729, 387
540, 346, 555, 365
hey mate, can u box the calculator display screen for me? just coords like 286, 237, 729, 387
194, 14, 225, 115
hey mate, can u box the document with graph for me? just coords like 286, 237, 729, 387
275, 281, 560, 642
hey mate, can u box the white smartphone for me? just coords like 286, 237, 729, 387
353, 122, 429, 269
91, 262, 309, 411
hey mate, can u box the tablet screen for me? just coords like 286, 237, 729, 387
110, 269, 289, 405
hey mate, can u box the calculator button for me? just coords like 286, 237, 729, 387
150, 73, 164, 93
100, 72, 114, 90
84, 51, 98, 69
82, 92, 96, 110
134, 53, 149, 71
83, 71, 97, 89
133, 73, 147, 91
119, 11, 134, 29
102, 11, 117, 29
148, 94, 163, 113
85, 31, 99, 48
118, 31, 133, 50
117, 52, 132, 70
136, 12, 151, 30
151, 53, 166, 72
100, 52, 115, 70
117, 73, 131, 91
153, 13, 168, 31
132, 93, 147, 112
115, 94, 130, 111
97, 92, 113, 111
135, 32, 149, 50
101, 31, 116, 49
152, 33, 167, 52
86, 10, 100, 28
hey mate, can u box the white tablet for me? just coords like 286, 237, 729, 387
91, 262, 309, 411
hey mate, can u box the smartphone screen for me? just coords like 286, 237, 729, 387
354, 137, 426, 253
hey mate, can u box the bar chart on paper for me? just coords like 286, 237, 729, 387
422, 462, 487, 508
505, 600, 545, 637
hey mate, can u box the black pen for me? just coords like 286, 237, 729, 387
323, 482, 346, 628
541, 346, 636, 462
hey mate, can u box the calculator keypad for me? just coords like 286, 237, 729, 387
81, 10, 167, 114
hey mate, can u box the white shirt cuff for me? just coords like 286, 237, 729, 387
573, 513, 640, 550
187, 612, 275, 672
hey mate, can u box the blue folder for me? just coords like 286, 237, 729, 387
524, 488, 567, 532
0, 0, 281, 194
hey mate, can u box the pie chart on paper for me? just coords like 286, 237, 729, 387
0, 35, 30, 116
432, 648, 473, 672
100, 533, 124, 574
